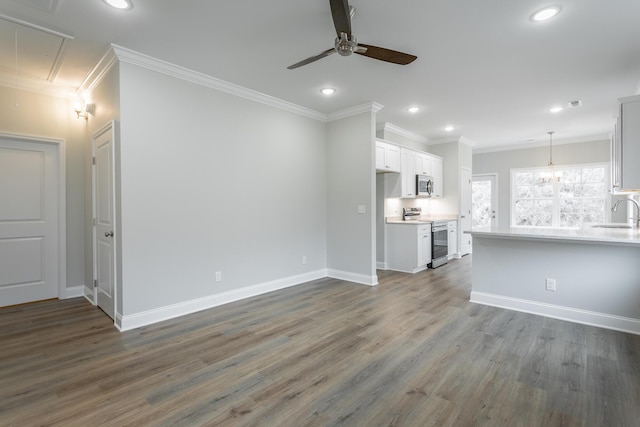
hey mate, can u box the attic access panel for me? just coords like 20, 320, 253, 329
0, 15, 70, 83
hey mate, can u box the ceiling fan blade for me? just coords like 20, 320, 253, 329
355, 44, 417, 65
287, 48, 336, 70
329, 0, 352, 37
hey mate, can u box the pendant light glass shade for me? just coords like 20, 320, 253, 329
540, 131, 561, 183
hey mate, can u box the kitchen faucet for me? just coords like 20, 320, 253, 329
611, 198, 640, 228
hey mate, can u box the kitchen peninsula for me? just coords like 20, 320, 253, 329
468, 226, 640, 335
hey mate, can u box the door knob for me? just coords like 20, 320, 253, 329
105, 231, 114, 237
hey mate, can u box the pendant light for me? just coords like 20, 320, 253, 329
541, 131, 560, 183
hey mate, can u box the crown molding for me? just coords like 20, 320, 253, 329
78, 47, 118, 95
80, 45, 389, 123
327, 102, 384, 122
459, 135, 477, 148
377, 122, 428, 143
473, 133, 610, 154
98, 44, 327, 121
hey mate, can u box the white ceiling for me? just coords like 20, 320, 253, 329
1, 0, 640, 149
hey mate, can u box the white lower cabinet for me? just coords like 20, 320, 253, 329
387, 224, 431, 273
447, 220, 458, 259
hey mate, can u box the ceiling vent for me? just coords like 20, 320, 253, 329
569, 100, 582, 108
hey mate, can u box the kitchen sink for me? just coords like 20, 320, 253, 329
591, 223, 634, 229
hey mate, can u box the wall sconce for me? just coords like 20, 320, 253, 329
74, 102, 95, 120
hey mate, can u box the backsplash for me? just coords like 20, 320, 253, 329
385, 197, 455, 219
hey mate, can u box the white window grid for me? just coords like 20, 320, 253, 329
510, 163, 610, 228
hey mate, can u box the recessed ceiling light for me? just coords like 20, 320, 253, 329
531, 6, 561, 22
549, 106, 563, 113
407, 106, 420, 114
104, 0, 133, 10
444, 125, 454, 132
321, 88, 336, 96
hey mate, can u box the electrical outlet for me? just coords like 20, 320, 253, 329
357, 205, 366, 214
545, 278, 556, 291
302, 256, 307, 265
215, 271, 222, 282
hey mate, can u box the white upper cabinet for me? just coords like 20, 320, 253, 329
613, 95, 640, 192
415, 152, 432, 176
375, 140, 401, 173
376, 141, 444, 199
431, 156, 443, 197
400, 148, 416, 197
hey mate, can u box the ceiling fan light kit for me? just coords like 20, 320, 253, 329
287, 0, 417, 69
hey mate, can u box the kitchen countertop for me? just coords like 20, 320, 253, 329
468, 224, 640, 247
386, 215, 458, 225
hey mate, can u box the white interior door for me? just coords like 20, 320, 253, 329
93, 122, 116, 319
472, 174, 498, 228
0, 136, 58, 306
459, 167, 473, 255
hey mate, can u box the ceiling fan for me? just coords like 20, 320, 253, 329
287, 0, 417, 70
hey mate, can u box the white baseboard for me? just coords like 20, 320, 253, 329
327, 269, 378, 286
376, 261, 387, 270
60, 285, 85, 299
118, 269, 328, 332
470, 291, 640, 336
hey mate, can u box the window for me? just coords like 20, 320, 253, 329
511, 163, 609, 228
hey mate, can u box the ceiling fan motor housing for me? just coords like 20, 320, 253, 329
335, 33, 357, 56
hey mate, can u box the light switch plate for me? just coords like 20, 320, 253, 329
545, 278, 556, 291
357, 205, 366, 214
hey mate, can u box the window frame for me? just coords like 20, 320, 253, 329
510, 162, 610, 228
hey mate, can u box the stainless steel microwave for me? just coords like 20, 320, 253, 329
416, 174, 433, 197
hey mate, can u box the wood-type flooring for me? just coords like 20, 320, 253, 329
2, 256, 640, 426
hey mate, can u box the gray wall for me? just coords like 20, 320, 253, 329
0, 85, 86, 291
117, 61, 328, 315
473, 140, 614, 228
327, 112, 377, 282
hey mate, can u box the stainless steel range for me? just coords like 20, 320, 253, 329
403, 207, 422, 221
